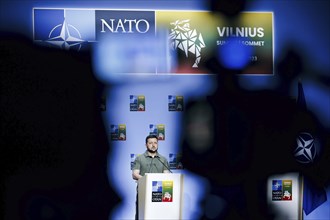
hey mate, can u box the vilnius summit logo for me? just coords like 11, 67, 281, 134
169, 19, 205, 68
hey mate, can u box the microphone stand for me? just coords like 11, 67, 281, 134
156, 157, 172, 173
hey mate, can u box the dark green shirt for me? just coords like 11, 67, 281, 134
132, 151, 170, 176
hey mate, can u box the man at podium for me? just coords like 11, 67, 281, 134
132, 134, 171, 179
132, 134, 170, 219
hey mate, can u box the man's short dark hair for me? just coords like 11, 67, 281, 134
145, 134, 158, 144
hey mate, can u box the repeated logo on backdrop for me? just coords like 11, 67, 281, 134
110, 124, 126, 141
150, 124, 165, 140
33, 8, 273, 74
169, 153, 183, 170
168, 95, 184, 111
110, 96, 182, 142
130, 95, 146, 111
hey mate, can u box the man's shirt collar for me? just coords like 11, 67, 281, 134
143, 151, 160, 158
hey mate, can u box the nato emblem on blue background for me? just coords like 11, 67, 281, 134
168, 95, 176, 111
149, 124, 158, 136
168, 95, 176, 104
33, 9, 95, 51
111, 125, 119, 133
272, 180, 283, 201
272, 180, 282, 191
130, 95, 138, 111
152, 181, 163, 192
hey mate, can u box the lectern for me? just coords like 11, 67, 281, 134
138, 173, 184, 219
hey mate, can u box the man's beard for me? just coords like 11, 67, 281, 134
147, 148, 157, 153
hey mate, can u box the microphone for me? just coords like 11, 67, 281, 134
156, 156, 172, 173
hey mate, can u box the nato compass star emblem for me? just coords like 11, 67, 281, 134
273, 181, 281, 190
294, 132, 316, 164
46, 18, 85, 51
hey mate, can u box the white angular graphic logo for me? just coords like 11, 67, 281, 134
294, 132, 316, 164
169, 19, 205, 68
46, 18, 85, 51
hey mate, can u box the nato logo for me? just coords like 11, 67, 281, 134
168, 95, 183, 111
130, 95, 138, 104
149, 124, 158, 135
272, 180, 282, 191
152, 181, 163, 192
130, 95, 138, 111
111, 125, 119, 133
294, 132, 316, 164
168, 95, 176, 104
33, 9, 95, 51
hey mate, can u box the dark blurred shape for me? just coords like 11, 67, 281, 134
276, 47, 303, 95
0, 33, 120, 220
297, 80, 307, 111
181, 53, 330, 219
207, 0, 247, 17
278, 48, 303, 78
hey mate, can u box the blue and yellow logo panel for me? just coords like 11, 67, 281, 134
33, 8, 273, 74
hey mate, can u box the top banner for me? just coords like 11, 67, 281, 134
33, 9, 273, 74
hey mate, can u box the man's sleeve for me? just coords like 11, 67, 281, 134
132, 156, 140, 170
